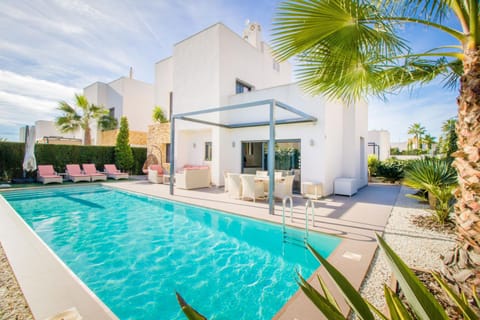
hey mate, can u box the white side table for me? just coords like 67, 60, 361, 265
334, 178, 357, 196
301, 182, 323, 199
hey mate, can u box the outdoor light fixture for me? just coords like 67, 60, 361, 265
193, 142, 196, 148
232, 141, 236, 148
309, 139, 315, 146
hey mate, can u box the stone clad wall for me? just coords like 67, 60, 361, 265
147, 123, 171, 171
97, 129, 147, 147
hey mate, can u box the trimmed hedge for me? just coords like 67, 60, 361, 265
0, 142, 146, 181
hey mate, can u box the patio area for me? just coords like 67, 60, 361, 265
0, 181, 400, 319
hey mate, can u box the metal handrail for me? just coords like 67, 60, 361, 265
282, 196, 293, 235
304, 199, 315, 241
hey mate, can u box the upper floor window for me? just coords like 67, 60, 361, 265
235, 80, 253, 94
204, 142, 212, 161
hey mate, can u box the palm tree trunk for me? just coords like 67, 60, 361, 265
449, 48, 480, 285
84, 125, 92, 145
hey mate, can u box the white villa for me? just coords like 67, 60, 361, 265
85, 21, 369, 196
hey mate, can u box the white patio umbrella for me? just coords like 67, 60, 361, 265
22, 126, 37, 174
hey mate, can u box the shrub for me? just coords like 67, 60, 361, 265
0, 142, 25, 181
377, 158, 405, 182
115, 116, 135, 172
404, 157, 457, 223
367, 155, 380, 177
0, 141, 146, 180
152, 106, 168, 123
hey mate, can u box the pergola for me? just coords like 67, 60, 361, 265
169, 99, 317, 215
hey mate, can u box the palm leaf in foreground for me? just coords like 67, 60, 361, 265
176, 292, 207, 320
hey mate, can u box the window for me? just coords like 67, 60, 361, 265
235, 80, 253, 94
165, 143, 171, 163
272, 60, 280, 72
204, 142, 212, 161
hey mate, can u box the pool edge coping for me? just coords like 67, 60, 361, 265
0, 195, 118, 320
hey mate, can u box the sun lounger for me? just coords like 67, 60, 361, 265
82, 164, 107, 181
37, 165, 63, 184
65, 164, 91, 183
104, 164, 129, 180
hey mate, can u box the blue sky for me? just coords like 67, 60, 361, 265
0, 0, 458, 142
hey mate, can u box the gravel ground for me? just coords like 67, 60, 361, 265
0, 243, 33, 320
359, 185, 457, 311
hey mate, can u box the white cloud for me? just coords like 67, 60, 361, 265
0, 70, 78, 101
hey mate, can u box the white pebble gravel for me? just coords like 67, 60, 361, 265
358, 185, 456, 310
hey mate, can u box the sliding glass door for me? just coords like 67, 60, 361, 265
241, 140, 301, 193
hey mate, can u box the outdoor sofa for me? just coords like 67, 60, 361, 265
175, 165, 211, 189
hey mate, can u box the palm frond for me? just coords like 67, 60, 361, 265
383, 0, 453, 23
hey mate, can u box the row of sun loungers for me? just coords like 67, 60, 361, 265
37, 164, 128, 184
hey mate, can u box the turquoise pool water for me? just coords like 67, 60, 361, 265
2, 185, 341, 319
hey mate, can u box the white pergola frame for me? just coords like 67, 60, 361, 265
169, 99, 317, 215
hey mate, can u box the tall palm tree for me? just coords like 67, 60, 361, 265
407, 123, 426, 149
56, 94, 109, 145
272, 0, 480, 283
423, 133, 437, 152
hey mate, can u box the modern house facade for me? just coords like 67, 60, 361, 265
154, 22, 368, 195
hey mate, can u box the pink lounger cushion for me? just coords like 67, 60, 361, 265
37, 165, 63, 184
149, 165, 164, 176
104, 164, 129, 180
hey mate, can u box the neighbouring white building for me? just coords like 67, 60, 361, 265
19, 120, 83, 145
155, 22, 368, 195
84, 71, 154, 133
367, 130, 390, 161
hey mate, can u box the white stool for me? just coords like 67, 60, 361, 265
302, 181, 323, 199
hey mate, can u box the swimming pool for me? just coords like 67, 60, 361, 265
2, 185, 341, 319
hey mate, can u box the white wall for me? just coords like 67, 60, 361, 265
21, 120, 83, 143
154, 57, 173, 119
84, 77, 154, 135
226, 84, 328, 189
368, 130, 391, 161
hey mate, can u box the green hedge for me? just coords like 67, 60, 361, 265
0, 142, 146, 181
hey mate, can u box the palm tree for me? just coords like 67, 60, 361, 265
441, 117, 458, 161
407, 123, 426, 149
422, 133, 437, 152
272, 1, 480, 284
56, 94, 109, 145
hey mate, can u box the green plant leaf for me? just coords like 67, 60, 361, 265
376, 234, 449, 320
306, 243, 375, 320
297, 272, 345, 320
431, 272, 479, 320
176, 292, 207, 320
384, 285, 413, 320
473, 285, 480, 310
317, 274, 341, 310
365, 299, 389, 320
